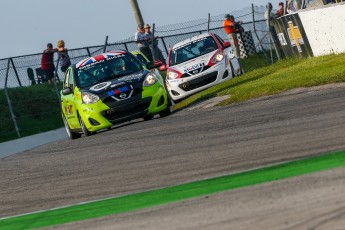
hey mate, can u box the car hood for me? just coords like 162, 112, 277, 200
169, 51, 216, 74
81, 70, 148, 94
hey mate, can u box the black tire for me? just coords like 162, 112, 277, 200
63, 115, 81, 140
143, 114, 154, 121
79, 115, 92, 136
159, 106, 171, 117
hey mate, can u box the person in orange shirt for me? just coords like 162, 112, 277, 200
223, 14, 242, 58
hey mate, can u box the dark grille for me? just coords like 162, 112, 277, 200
101, 97, 152, 123
178, 71, 218, 91
102, 87, 142, 108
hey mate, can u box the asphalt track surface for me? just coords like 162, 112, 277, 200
1, 83, 345, 229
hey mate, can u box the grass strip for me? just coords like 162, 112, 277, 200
1, 150, 345, 229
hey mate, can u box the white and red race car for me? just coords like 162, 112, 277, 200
164, 32, 242, 102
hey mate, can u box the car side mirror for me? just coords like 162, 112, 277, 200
62, 87, 73, 95
146, 60, 163, 69
223, 41, 231, 48
159, 64, 167, 71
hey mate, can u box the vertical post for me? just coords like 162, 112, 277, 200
161, 37, 169, 55
10, 58, 22, 87
207, 13, 211, 32
267, 4, 274, 64
152, 23, 155, 44
124, 43, 129, 51
53, 56, 61, 105
301, 0, 306, 9
4, 59, 21, 138
285, 0, 288, 14
86, 47, 91, 57
267, 4, 281, 61
129, 0, 144, 26
252, 4, 269, 64
103, 36, 109, 53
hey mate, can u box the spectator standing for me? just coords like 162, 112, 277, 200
144, 24, 166, 65
57, 40, 71, 73
134, 24, 153, 61
223, 14, 242, 58
287, 0, 301, 13
276, 2, 285, 17
41, 43, 57, 85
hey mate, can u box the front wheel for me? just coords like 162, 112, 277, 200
159, 106, 171, 117
143, 114, 154, 121
63, 115, 81, 140
79, 115, 92, 136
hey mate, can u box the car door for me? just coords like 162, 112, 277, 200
61, 67, 80, 129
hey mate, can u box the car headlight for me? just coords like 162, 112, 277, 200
215, 53, 224, 62
166, 69, 181, 80
143, 73, 157, 86
82, 92, 99, 104
208, 51, 224, 66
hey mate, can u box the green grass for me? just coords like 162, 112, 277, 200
0, 84, 63, 143
174, 53, 345, 110
1, 150, 345, 229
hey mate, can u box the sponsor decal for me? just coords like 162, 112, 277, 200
65, 105, 73, 115
183, 63, 204, 74
111, 82, 125, 88
277, 33, 287, 46
107, 86, 129, 97
287, 21, 304, 53
117, 73, 142, 82
173, 37, 208, 50
110, 85, 134, 101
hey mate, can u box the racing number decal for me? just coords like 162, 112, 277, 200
65, 105, 73, 115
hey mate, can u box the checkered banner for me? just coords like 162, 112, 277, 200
229, 31, 256, 59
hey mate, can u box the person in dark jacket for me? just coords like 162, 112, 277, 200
144, 24, 166, 65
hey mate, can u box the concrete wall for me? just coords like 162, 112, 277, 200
299, 3, 345, 56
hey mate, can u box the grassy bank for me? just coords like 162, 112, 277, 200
0, 84, 63, 143
174, 53, 345, 110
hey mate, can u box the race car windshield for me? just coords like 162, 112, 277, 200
169, 36, 218, 66
76, 53, 143, 88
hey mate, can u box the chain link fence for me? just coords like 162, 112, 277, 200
0, 4, 273, 142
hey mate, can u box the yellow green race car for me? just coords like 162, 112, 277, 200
60, 50, 170, 139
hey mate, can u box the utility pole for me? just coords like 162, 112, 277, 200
129, 0, 144, 26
